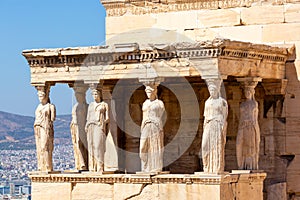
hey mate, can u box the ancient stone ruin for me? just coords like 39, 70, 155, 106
23, 0, 300, 199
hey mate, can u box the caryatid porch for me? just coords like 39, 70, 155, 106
23, 39, 290, 199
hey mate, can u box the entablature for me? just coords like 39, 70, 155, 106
22, 39, 289, 86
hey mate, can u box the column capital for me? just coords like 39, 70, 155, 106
69, 82, 89, 94
139, 77, 164, 87
237, 77, 262, 89
88, 80, 104, 92
34, 83, 53, 97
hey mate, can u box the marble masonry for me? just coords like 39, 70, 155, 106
23, 0, 300, 199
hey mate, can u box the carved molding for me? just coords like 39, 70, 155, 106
101, 0, 258, 16
29, 173, 267, 184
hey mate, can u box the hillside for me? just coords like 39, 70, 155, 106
0, 111, 71, 150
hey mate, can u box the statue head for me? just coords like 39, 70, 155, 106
145, 84, 158, 101
206, 79, 221, 99
92, 89, 102, 103
74, 86, 87, 104
36, 86, 50, 105
244, 86, 255, 100
243, 81, 257, 100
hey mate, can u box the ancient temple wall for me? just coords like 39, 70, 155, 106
103, 2, 300, 198
105, 3, 300, 47
283, 62, 300, 198
105, 2, 300, 78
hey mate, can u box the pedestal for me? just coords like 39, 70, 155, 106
29, 172, 266, 200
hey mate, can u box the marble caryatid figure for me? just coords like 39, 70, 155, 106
202, 79, 228, 174
34, 86, 56, 172
70, 86, 88, 171
139, 83, 165, 173
85, 85, 109, 173
236, 82, 260, 170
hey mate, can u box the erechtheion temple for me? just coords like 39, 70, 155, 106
23, 0, 300, 199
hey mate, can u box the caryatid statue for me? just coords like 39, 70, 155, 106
34, 85, 56, 172
70, 85, 89, 171
202, 79, 228, 174
85, 84, 109, 173
236, 79, 261, 170
139, 82, 166, 173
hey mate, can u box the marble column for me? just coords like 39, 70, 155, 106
34, 84, 56, 172
202, 78, 228, 174
138, 77, 166, 173
236, 77, 262, 170
70, 83, 89, 171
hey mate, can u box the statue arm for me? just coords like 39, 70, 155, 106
254, 103, 260, 150
221, 99, 228, 140
85, 105, 91, 132
50, 104, 56, 122
203, 101, 208, 128
159, 101, 166, 131
219, 99, 228, 125
105, 102, 110, 124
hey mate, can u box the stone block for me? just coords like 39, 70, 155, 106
287, 172, 300, 193
285, 62, 299, 84
199, 184, 221, 199
183, 28, 218, 42
129, 184, 159, 200
158, 184, 189, 200
154, 11, 198, 30
284, 4, 300, 23
286, 135, 300, 154
114, 183, 144, 200
235, 174, 265, 200
72, 183, 113, 200
197, 8, 241, 28
186, 184, 202, 199
262, 23, 300, 42
286, 118, 300, 133
285, 96, 300, 118
31, 182, 71, 200
241, 5, 284, 25
211, 25, 264, 43
106, 29, 192, 45
106, 15, 156, 35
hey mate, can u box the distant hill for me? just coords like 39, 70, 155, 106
0, 111, 72, 150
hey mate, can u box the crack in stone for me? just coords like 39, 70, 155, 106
124, 183, 149, 200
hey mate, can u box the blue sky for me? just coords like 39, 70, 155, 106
0, 0, 106, 116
